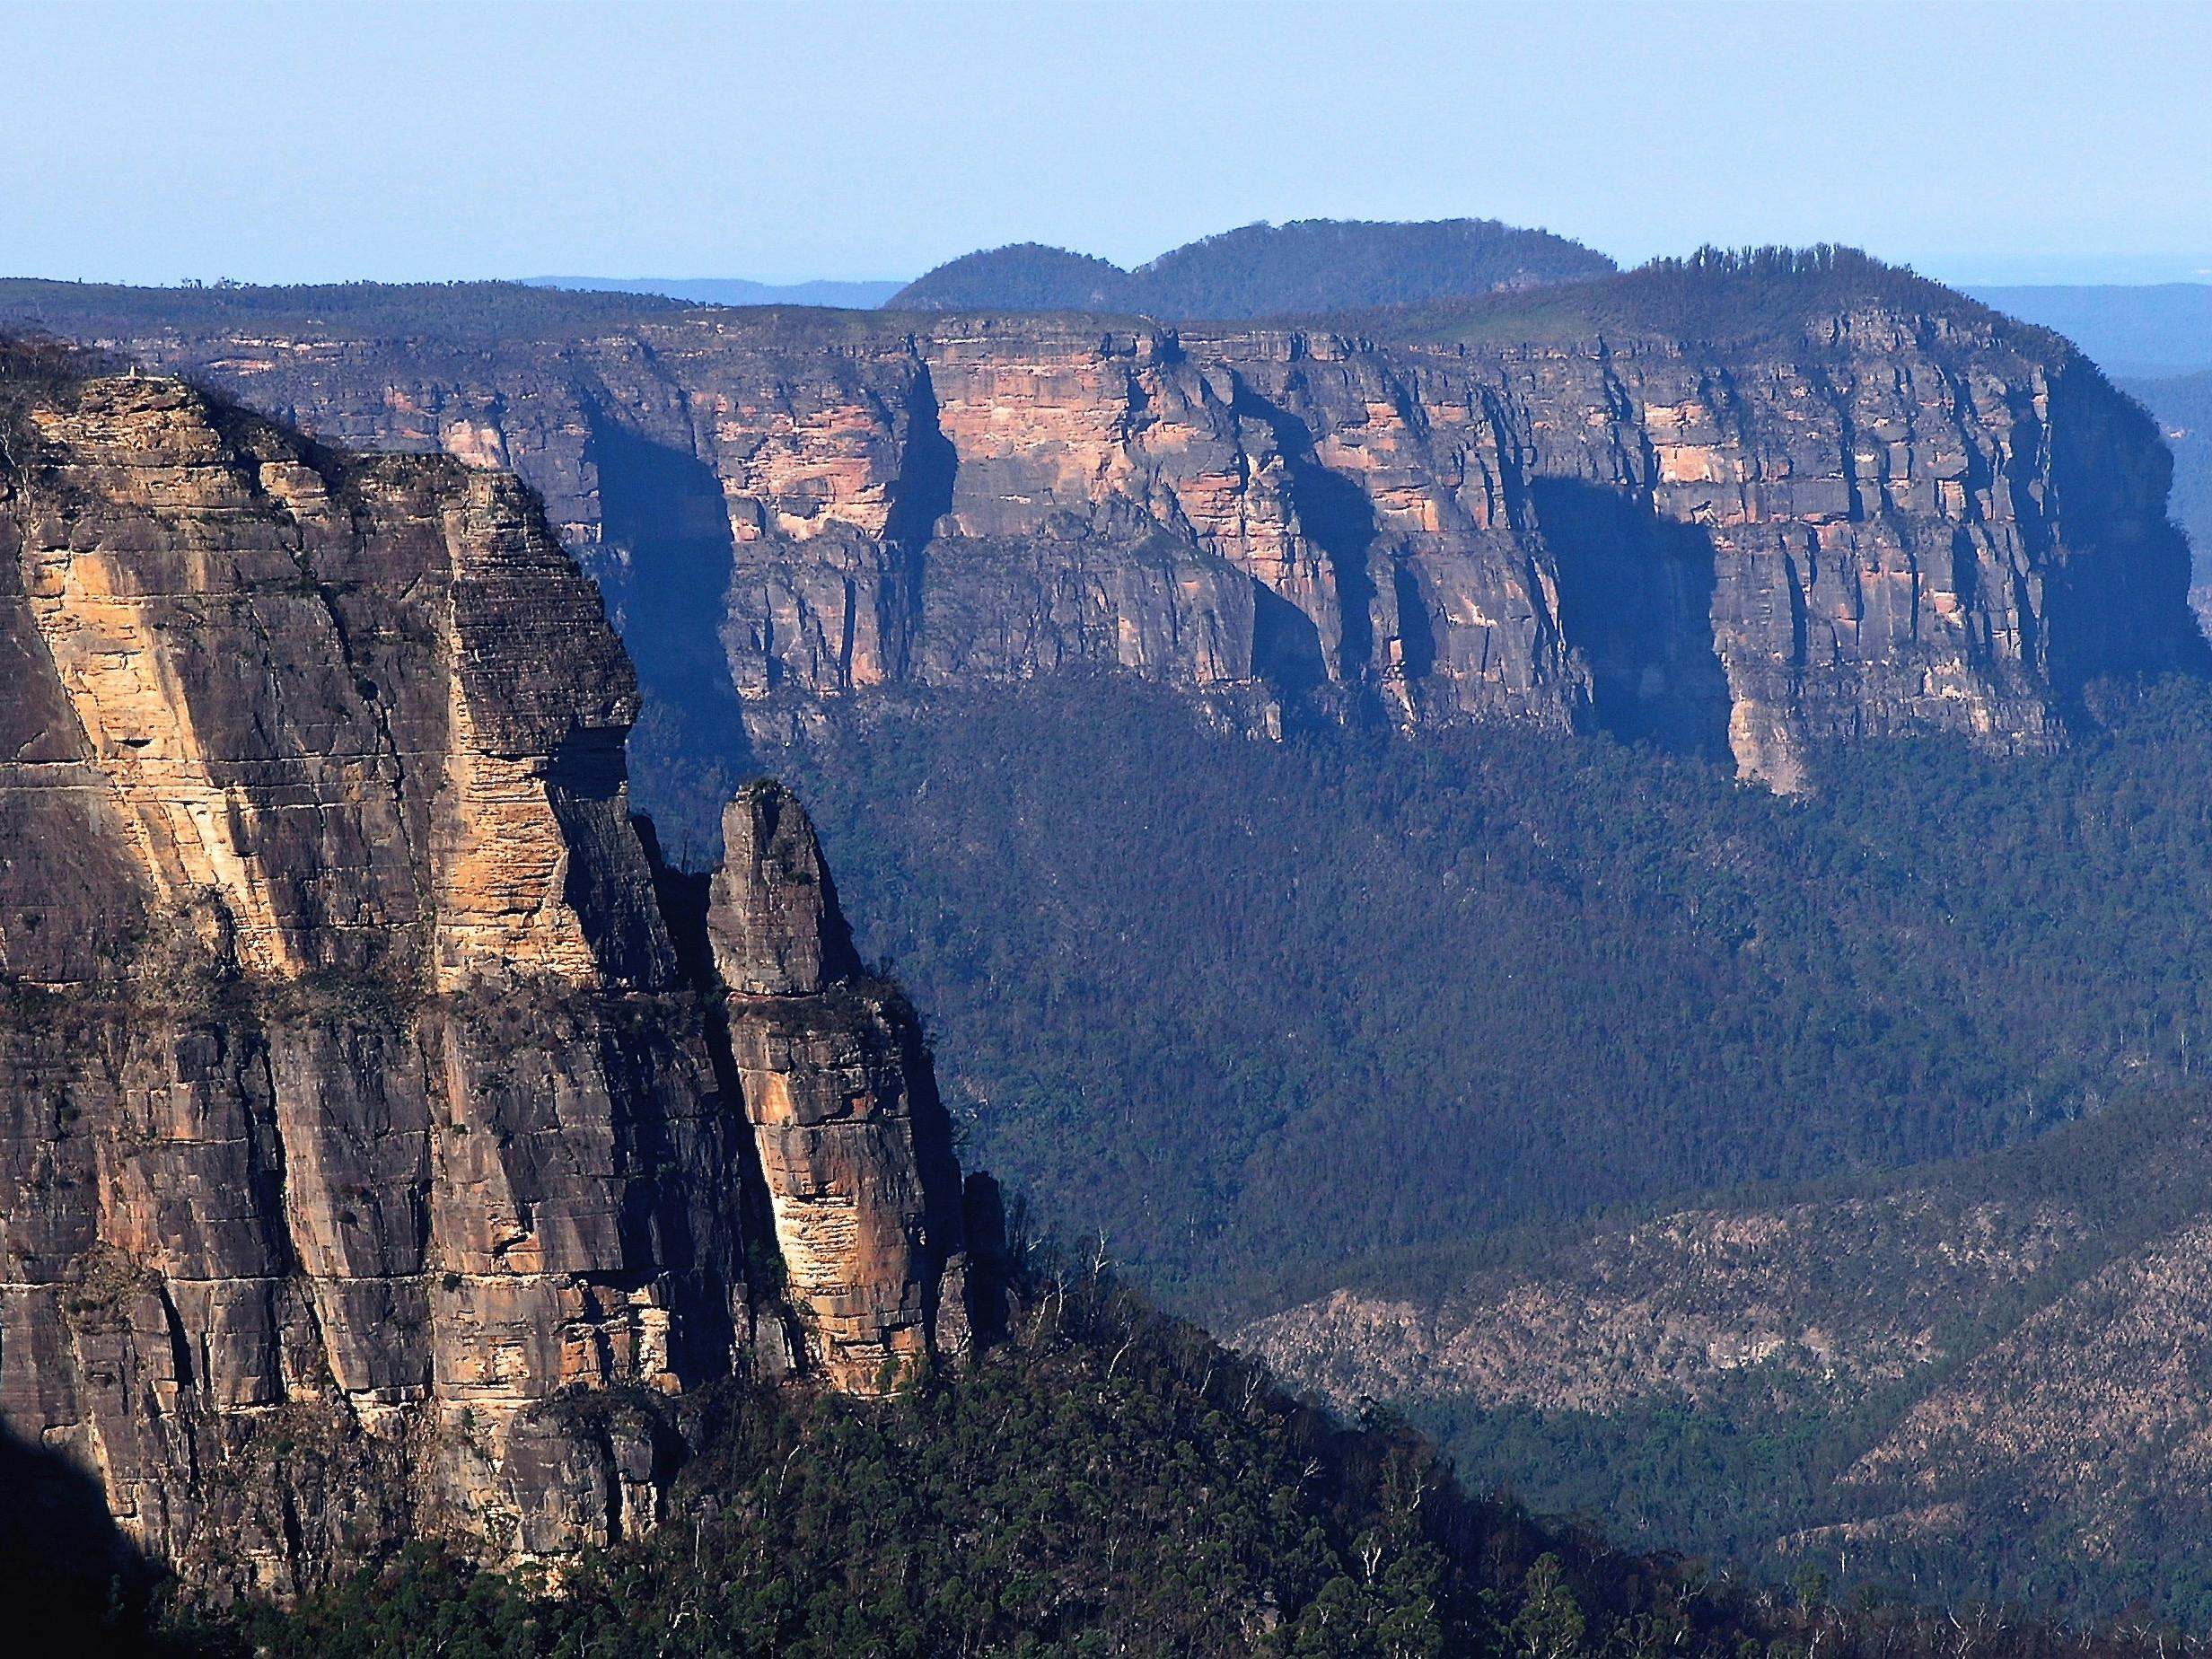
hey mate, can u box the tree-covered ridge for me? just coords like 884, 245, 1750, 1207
1251, 1081, 2212, 1626
755, 672, 2212, 1324
1361, 245, 2071, 356
1126, 218, 1615, 317
0, 278, 689, 342
885, 243, 1133, 313
888, 218, 1614, 318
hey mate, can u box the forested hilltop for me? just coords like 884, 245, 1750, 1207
888, 216, 1615, 315
0, 276, 691, 340
1249, 1082, 2212, 1627
1342, 244, 2067, 348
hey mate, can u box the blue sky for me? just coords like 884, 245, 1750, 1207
4, 0, 2208, 287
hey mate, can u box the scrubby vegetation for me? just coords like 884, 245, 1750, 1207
888, 243, 1132, 313
1367, 246, 2067, 354
1127, 218, 1614, 319
1394, 1081, 2212, 1628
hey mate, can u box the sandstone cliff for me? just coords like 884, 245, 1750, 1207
708, 781, 972, 1393
18, 253, 2199, 832
0, 344, 979, 1598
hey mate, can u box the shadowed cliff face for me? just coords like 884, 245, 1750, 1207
71, 284, 2201, 837
2041, 356, 2206, 698
586, 401, 759, 859
0, 1418, 154, 1646
0, 356, 983, 1598
589, 402, 743, 718
1535, 479, 1732, 759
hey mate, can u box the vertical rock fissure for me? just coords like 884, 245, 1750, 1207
1531, 477, 1733, 761
1230, 382, 1380, 705
581, 398, 751, 838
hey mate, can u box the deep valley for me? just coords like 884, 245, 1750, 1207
9, 209, 2212, 1647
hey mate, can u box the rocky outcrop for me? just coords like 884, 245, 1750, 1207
0, 350, 980, 1598
708, 782, 970, 1393
27, 259, 2201, 831
1239, 1196, 2088, 1418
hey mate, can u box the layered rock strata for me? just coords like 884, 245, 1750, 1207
708, 781, 970, 1393
52, 270, 2201, 815
0, 353, 978, 1597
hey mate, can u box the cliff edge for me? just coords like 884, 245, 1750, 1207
0, 342, 982, 1598
24, 251, 2198, 830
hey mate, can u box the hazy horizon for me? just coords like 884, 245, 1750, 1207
5, 0, 2209, 291
9, 240, 2211, 298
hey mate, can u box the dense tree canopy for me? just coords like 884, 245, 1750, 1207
890, 219, 1613, 319
757, 672, 2212, 1322
0, 278, 687, 342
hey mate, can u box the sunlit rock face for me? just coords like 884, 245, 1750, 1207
91, 280, 2203, 823
0, 360, 979, 1599
707, 780, 971, 1396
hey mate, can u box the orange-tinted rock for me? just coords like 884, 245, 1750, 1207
0, 349, 991, 1595
708, 782, 970, 1395
0, 360, 743, 1596
90, 287, 2199, 818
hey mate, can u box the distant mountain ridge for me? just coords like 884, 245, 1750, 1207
525, 273, 907, 309
889, 216, 1616, 317
16, 247, 2196, 839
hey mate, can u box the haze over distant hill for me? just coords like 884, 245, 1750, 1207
1947, 284, 2212, 603
2122, 369, 2212, 595
525, 273, 906, 309
1962, 282, 2212, 377
889, 216, 1616, 317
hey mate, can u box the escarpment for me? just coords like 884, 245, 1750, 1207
27, 256, 2200, 824
0, 347, 982, 1598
